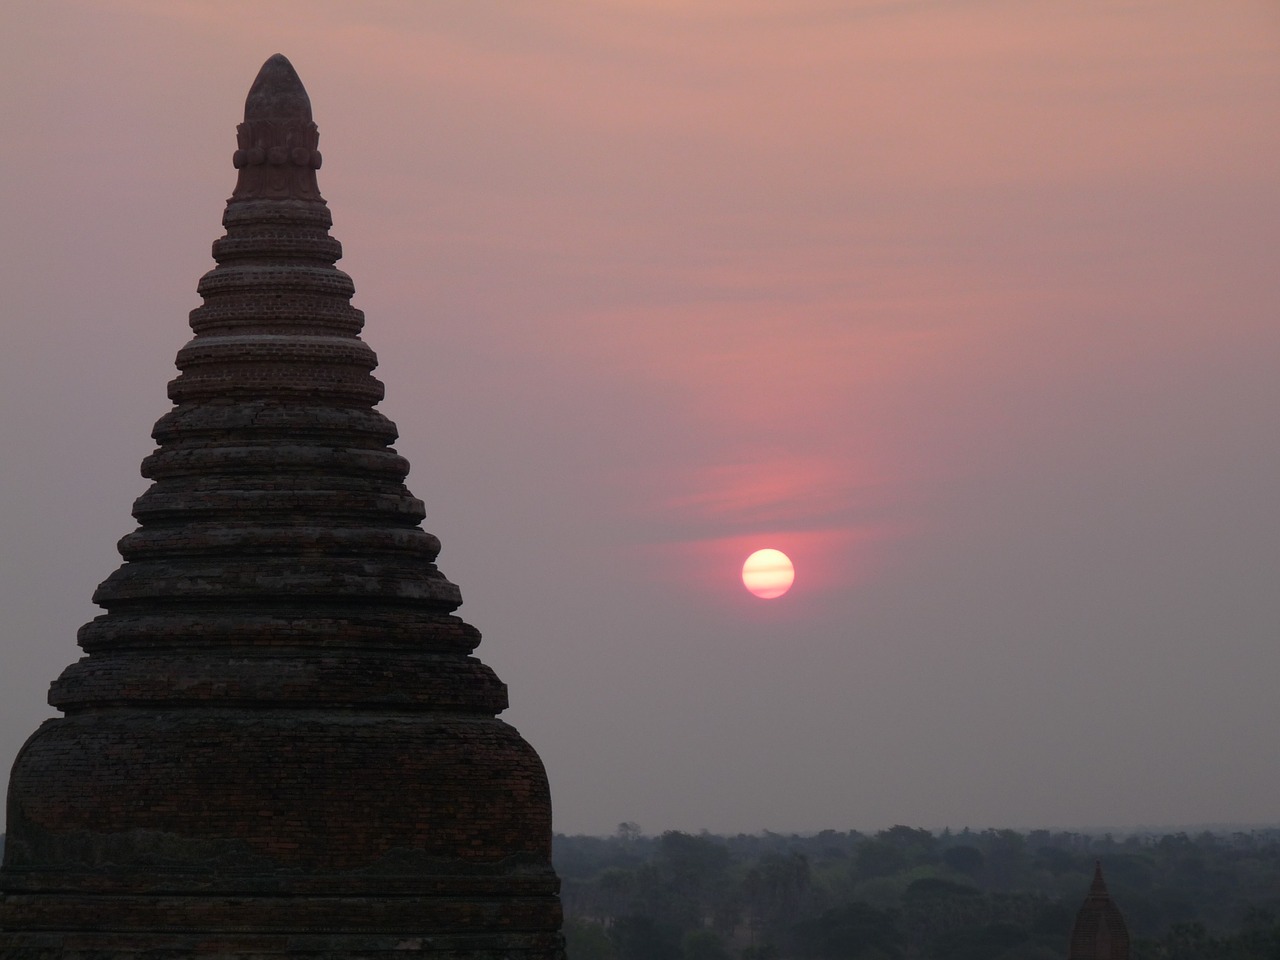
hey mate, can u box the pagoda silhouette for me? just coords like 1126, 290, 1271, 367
0, 55, 564, 959
1068, 862, 1130, 960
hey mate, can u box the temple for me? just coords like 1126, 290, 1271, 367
1067, 862, 1130, 960
0, 55, 564, 959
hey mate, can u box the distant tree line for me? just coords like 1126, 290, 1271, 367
554, 824, 1280, 960
4, 826, 1278, 957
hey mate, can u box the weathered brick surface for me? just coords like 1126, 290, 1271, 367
0, 54, 563, 959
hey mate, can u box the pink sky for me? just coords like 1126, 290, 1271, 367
1, 1, 1278, 834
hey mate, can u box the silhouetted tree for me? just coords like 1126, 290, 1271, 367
564, 918, 616, 960
610, 916, 681, 960
942, 845, 985, 878
789, 902, 904, 960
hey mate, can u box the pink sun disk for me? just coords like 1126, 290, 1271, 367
741, 548, 795, 599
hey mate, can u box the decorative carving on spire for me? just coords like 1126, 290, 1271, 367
231, 54, 323, 201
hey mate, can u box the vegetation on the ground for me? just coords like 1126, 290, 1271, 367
554, 824, 1280, 960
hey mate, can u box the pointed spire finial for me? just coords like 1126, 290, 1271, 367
244, 53, 313, 122
231, 54, 323, 201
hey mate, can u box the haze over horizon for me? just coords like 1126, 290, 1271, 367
1, 1, 1277, 837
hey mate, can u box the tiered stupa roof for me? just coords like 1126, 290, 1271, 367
1067, 862, 1131, 960
0, 54, 564, 959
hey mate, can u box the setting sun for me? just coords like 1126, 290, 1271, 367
741, 548, 795, 599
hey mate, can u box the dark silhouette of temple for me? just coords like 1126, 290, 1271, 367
0, 55, 564, 959
1068, 862, 1130, 960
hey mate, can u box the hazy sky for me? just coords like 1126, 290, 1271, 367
1, 1, 1278, 837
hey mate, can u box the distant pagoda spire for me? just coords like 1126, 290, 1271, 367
1067, 861, 1131, 960
0, 54, 564, 959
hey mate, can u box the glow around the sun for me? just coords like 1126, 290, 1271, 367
741, 548, 795, 599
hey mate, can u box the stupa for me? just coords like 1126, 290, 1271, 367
1067, 862, 1130, 960
0, 55, 564, 959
